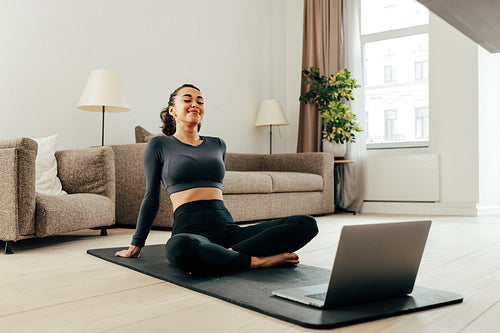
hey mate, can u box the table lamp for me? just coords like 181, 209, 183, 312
255, 99, 289, 154
77, 69, 130, 146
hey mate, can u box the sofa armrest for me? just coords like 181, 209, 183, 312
263, 153, 335, 198
0, 138, 38, 241
110, 143, 174, 226
55, 146, 115, 203
263, 153, 335, 212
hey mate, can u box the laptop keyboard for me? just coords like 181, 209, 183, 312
305, 292, 327, 301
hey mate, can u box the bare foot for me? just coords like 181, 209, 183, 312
250, 253, 299, 268
115, 245, 142, 258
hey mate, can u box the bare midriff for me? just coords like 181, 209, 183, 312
169, 187, 223, 212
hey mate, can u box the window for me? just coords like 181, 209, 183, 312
414, 60, 428, 81
384, 65, 394, 84
415, 107, 429, 139
384, 109, 398, 140
362, 0, 429, 149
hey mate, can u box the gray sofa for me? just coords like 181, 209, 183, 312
0, 135, 334, 253
0, 138, 116, 254
111, 142, 335, 228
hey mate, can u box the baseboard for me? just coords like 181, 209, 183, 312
361, 201, 478, 216
475, 204, 500, 216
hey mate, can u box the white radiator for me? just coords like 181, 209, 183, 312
365, 154, 440, 202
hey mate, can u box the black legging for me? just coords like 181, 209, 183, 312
165, 200, 318, 275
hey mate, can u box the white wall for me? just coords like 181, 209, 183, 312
0, 0, 304, 154
478, 48, 500, 215
284, 1, 304, 153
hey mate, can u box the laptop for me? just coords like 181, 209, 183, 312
272, 220, 432, 308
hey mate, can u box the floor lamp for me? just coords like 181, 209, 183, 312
77, 70, 130, 146
255, 99, 289, 154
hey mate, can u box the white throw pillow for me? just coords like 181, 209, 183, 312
33, 135, 67, 195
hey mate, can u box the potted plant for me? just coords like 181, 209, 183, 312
299, 67, 362, 157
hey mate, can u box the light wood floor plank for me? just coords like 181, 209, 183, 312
1, 284, 209, 332
2, 213, 500, 332
461, 298, 500, 333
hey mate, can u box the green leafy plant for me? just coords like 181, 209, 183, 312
299, 67, 363, 143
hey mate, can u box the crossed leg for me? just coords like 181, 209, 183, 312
228, 215, 319, 256
165, 215, 318, 275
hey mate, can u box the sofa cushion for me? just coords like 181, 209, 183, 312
35, 193, 114, 237
223, 171, 323, 194
55, 146, 115, 201
257, 171, 324, 193
223, 171, 272, 194
33, 135, 67, 196
135, 126, 163, 143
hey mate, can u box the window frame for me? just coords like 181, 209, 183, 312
362, 23, 430, 150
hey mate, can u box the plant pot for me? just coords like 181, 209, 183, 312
322, 140, 346, 157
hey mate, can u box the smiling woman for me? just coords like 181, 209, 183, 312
114, 83, 319, 275
159, 84, 204, 138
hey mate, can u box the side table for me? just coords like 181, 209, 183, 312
334, 159, 356, 214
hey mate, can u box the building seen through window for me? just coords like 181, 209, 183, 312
361, 0, 429, 147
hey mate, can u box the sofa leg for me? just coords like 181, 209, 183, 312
5, 241, 14, 254
100, 226, 108, 236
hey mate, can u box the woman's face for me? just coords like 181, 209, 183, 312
169, 87, 205, 128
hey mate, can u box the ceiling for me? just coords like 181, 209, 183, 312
417, 0, 500, 53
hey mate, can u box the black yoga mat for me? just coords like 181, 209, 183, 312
87, 244, 463, 329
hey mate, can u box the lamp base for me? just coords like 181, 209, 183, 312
269, 125, 272, 154
101, 106, 105, 146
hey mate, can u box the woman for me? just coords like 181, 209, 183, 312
116, 84, 318, 274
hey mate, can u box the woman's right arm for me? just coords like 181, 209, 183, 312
115, 138, 163, 257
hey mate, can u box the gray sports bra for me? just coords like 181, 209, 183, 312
145, 135, 226, 195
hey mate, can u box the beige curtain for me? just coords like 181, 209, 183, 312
297, 0, 343, 153
339, 0, 366, 213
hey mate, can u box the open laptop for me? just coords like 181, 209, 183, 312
272, 220, 432, 308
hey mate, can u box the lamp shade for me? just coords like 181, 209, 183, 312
255, 99, 289, 127
77, 69, 130, 112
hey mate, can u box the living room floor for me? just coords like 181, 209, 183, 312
2, 213, 500, 332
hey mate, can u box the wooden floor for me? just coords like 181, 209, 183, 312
2, 213, 500, 332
